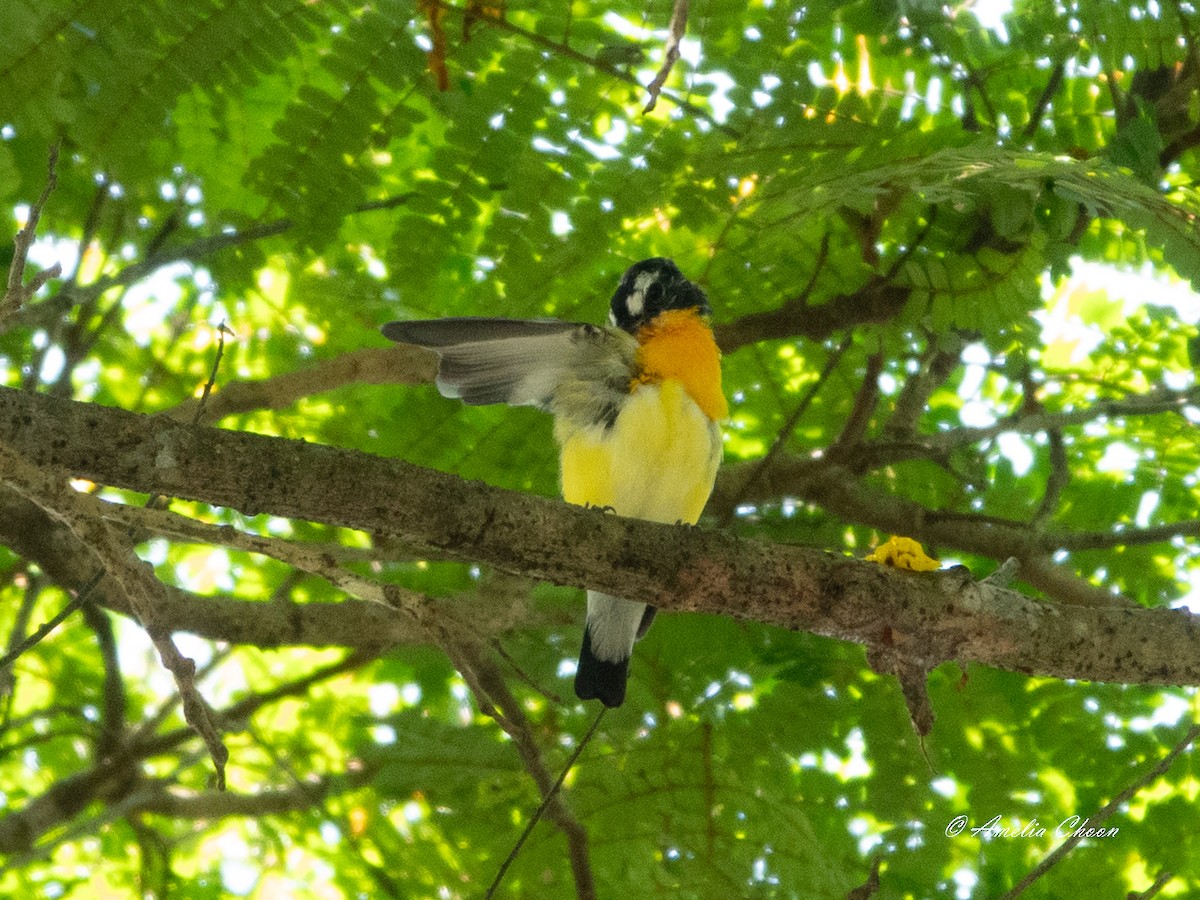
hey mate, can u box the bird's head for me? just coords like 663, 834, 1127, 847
608, 258, 710, 333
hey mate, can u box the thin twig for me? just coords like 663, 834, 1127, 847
643, 0, 688, 113
146, 320, 233, 512
427, 0, 736, 136
447, 639, 596, 897
0, 445, 229, 786
720, 333, 851, 526
1000, 724, 1200, 899
1022, 62, 1065, 139
485, 709, 606, 900
846, 854, 883, 899
831, 350, 885, 454
1, 142, 62, 320
0, 565, 39, 705
244, 720, 402, 898
1129, 868, 1175, 899
0, 569, 105, 673
192, 321, 235, 426
491, 638, 565, 705
883, 206, 939, 282
1032, 429, 1068, 527
2, 192, 416, 338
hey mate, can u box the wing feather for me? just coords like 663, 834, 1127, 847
383, 317, 636, 413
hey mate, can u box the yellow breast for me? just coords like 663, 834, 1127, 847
557, 309, 725, 523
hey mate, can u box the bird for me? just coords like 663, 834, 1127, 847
382, 258, 726, 707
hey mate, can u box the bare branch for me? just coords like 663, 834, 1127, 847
0, 649, 375, 855
1052, 519, 1200, 551
719, 332, 850, 525
1129, 869, 1176, 900
426, 0, 736, 136
146, 632, 227, 788
449, 619, 599, 897
1032, 428, 1068, 527
847, 855, 884, 900
1, 191, 416, 338
191, 320, 235, 425
642, 0, 688, 113
0, 444, 228, 786
0, 486, 438, 650
92, 497, 390, 599
921, 386, 1200, 452
1022, 61, 1065, 139
5, 387, 1200, 689
830, 350, 885, 454
122, 768, 373, 818
80, 598, 126, 760
165, 345, 436, 424
1000, 724, 1200, 899
1, 143, 62, 322
883, 335, 966, 438
0, 569, 104, 674
714, 276, 911, 353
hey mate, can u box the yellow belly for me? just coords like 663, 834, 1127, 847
557, 380, 721, 524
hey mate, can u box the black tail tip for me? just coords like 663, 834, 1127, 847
574, 630, 629, 708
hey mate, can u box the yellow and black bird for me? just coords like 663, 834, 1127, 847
382, 258, 726, 707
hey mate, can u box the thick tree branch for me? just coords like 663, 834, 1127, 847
166, 345, 437, 424
713, 277, 911, 353
1, 387, 1199, 689
711, 455, 1130, 608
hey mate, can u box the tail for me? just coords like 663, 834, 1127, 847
574, 591, 657, 708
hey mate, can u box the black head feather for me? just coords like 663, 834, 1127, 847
608, 258, 710, 333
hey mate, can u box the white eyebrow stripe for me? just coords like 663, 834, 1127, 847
624, 271, 658, 318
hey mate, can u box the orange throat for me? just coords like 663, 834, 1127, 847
633, 308, 728, 421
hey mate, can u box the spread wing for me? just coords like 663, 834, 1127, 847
382, 317, 637, 417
